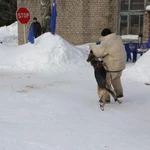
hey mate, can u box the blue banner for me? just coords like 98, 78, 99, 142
148, 35, 150, 48
27, 24, 34, 44
50, 0, 57, 35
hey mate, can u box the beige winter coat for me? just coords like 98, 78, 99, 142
89, 33, 126, 72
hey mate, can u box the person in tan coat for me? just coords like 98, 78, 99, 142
89, 28, 126, 103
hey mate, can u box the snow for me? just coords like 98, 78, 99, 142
0, 68, 150, 150
121, 35, 138, 41
146, 5, 150, 11
0, 22, 150, 150
0, 22, 18, 46
0, 33, 87, 74
124, 49, 150, 83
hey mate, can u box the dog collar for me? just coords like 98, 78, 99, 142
94, 62, 103, 69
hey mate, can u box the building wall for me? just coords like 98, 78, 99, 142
17, 0, 119, 45
143, 13, 148, 41
56, 0, 119, 45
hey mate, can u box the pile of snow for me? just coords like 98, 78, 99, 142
124, 50, 150, 83
121, 35, 138, 41
76, 43, 90, 51
0, 33, 87, 74
0, 22, 18, 46
146, 5, 150, 11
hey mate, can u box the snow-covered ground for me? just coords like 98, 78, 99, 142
0, 23, 150, 150
0, 67, 150, 150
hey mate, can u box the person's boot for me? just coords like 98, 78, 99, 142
106, 100, 110, 103
117, 94, 123, 98
99, 99, 110, 103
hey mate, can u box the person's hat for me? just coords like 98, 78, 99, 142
101, 28, 111, 36
33, 17, 37, 20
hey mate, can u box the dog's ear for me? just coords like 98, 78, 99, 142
90, 50, 93, 54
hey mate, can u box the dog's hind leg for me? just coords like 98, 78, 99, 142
98, 86, 106, 111
100, 100, 106, 111
105, 88, 122, 104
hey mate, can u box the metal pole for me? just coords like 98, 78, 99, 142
147, 11, 150, 48
147, 12, 150, 36
23, 25, 26, 44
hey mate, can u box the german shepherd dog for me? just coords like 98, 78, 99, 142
87, 50, 122, 111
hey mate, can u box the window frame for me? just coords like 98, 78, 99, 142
120, 0, 129, 12
119, 0, 148, 35
120, 0, 148, 12
130, 0, 145, 11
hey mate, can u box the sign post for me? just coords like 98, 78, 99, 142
23, 25, 26, 44
16, 7, 30, 44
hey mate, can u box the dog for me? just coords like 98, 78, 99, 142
87, 50, 122, 111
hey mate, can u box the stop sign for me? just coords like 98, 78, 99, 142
16, 7, 30, 24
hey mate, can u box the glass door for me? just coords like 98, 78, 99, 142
120, 15, 128, 35
139, 15, 144, 34
129, 15, 139, 34
129, 14, 144, 34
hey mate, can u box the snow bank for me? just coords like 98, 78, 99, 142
0, 33, 87, 74
124, 50, 150, 83
0, 22, 18, 46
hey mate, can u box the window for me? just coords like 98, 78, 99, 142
121, 0, 129, 11
147, 0, 150, 5
130, 0, 144, 10
121, 0, 150, 11
119, 0, 146, 35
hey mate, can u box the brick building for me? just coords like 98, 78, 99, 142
56, 0, 118, 45
17, 0, 150, 45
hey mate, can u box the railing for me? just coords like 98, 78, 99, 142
124, 42, 149, 63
